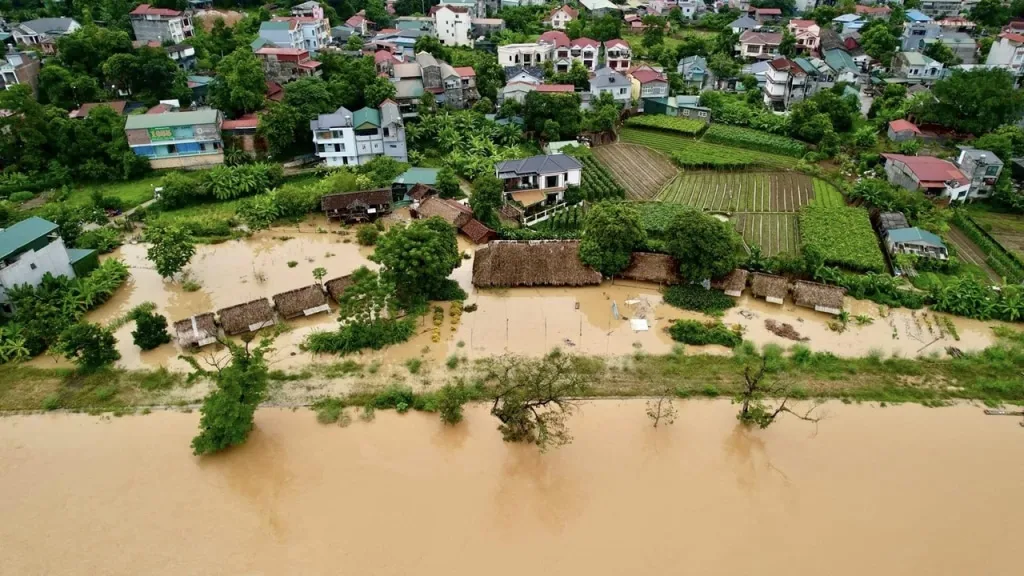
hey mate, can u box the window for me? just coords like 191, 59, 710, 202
318, 144, 326, 153
545, 175, 558, 188
334, 144, 341, 152
682, 109, 690, 116
698, 111, 708, 118
619, 88, 626, 95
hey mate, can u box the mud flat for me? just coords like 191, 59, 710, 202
0, 401, 1022, 575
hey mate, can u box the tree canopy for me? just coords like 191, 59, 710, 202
578, 203, 647, 277
922, 69, 1024, 135
665, 210, 743, 281
372, 217, 462, 304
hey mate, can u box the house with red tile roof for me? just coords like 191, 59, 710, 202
738, 30, 782, 60
763, 57, 809, 110
628, 65, 668, 102
881, 153, 970, 200
985, 32, 1024, 76
604, 39, 632, 70
544, 5, 579, 30
887, 120, 921, 142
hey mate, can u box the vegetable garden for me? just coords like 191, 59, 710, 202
658, 171, 818, 212
703, 125, 807, 157
592, 143, 678, 200
578, 155, 627, 202
620, 128, 799, 169
624, 115, 707, 136
799, 204, 887, 273
733, 213, 800, 256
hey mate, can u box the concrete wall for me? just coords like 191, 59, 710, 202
149, 152, 224, 169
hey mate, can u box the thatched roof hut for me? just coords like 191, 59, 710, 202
472, 240, 602, 288
216, 298, 275, 336
273, 285, 330, 319
174, 313, 217, 348
324, 276, 353, 302
460, 218, 497, 244
618, 252, 680, 284
407, 183, 437, 202
750, 272, 789, 304
792, 280, 846, 315
711, 269, 749, 297
414, 196, 473, 228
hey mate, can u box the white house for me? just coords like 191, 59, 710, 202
129, 4, 193, 44
0, 217, 95, 309
985, 32, 1024, 76
310, 101, 407, 167
604, 39, 632, 70
568, 37, 600, 71
498, 42, 554, 67
495, 154, 582, 216
544, 5, 578, 30
10, 17, 80, 53
434, 5, 473, 47
590, 66, 632, 106
763, 57, 809, 110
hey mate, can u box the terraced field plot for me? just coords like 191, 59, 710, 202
659, 172, 816, 212
734, 213, 800, 256
619, 127, 799, 169
592, 143, 678, 200
967, 209, 1024, 259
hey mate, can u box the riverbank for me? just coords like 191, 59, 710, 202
1, 401, 1021, 575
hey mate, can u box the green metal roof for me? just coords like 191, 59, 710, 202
250, 37, 269, 51
352, 107, 380, 128
899, 51, 937, 66
824, 49, 857, 72
0, 217, 58, 261
67, 248, 97, 264
260, 21, 292, 31
393, 167, 440, 185
888, 227, 945, 248
125, 109, 220, 130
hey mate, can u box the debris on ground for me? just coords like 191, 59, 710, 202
765, 319, 809, 341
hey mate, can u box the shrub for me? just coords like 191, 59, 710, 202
131, 310, 172, 351
372, 384, 416, 410
625, 115, 707, 135
405, 358, 422, 374
800, 204, 886, 273
8, 191, 34, 203
663, 285, 736, 315
668, 320, 742, 348
75, 227, 122, 253
287, 260, 298, 268
55, 322, 121, 371
356, 224, 379, 246
436, 382, 469, 425
303, 318, 417, 355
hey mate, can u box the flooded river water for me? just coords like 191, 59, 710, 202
1, 401, 1021, 575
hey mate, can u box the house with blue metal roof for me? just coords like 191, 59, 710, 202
884, 227, 949, 261
0, 217, 97, 310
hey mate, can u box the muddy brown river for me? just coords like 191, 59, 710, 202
1, 401, 1021, 575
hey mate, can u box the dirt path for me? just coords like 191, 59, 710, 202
947, 225, 1001, 283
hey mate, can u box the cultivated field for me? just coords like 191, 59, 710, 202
968, 209, 1024, 259
734, 213, 800, 256
658, 171, 817, 212
620, 128, 799, 169
592, 143, 678, 200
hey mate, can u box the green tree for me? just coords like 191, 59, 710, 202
356, 224, 379, 246
56, 322, 121, 371
418, 92, 437, 116
414, 35, 450, 61
56, 24, 134, 80
469, 174, 504, 228
209, 48, 266, 118
257, 102, 302, 158
146, 226, 197, 280
364, 76, 397, 108
345, 34, 363, 51
859, 22, 898, 65
131, 310, 171, 351
923, 41, 961, 67
372, 217, 462, 303
924, 68, 1024, 135
736, 357, 821, 428
523, 91, 583, 140
313, 266, 327, 288
970, 0, 1009, 27
578, 203, 647, 277
707, 52, 739, 80
437, 381, 469, 425
436, 166, 462, 199
779, 30, 797, 58
364, 0, 392, 28
38, 65, 102, 110
665, 210, 742, 280
190, 337, 273, 455
642, 15, 666, 49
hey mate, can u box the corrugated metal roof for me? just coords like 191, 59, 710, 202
352, 107, 380, 128
495, 154, 582, 176
887, 227, 945, 247
0, 217, 58, 261
125, 109, 221, 129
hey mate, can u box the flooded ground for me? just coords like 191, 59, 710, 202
1, 401, 1021, 575
28, 215, 1003, 375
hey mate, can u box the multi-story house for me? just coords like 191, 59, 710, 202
676, 0, 702, 19
442, 63, 480, 109
345, 12, 374, 36
291, 1, 323, 17
729, 15, 758, 34
833, 14, 866, 34
129, 4, 193, 44
677, 55, 713, 91
434, 5, 473, 47
10, 17, 80, 54
924, 32, 977, 65
498, 42, 554, 67
788, 19, 821, 52
855, 4, 891, 20
270, 15, 330, 52
629, 65, 669, 104
439, 0, 484, 17
751, 7, 782, 24
737, 30, 782, 60
0, 51, 40, 96
254, 47, 322, 84
495, 154, 582, 223
256, 20, 304, 50
604, 39, 632, 70
901, 9, 939, 51
164, 43, 197, 70
880, 153, 970, 201
794, 57, 837, 95
125, 109, 224, 169
985, 31, 1024, 75
589, 66, 631, 106
918, 0, 961, 18
954, 147, 1004, 199
544, 5, 578, 29
762, 57, 808, 110
471, 17, 505, 37
890, 51, 944, 84
0, 217, 97, 311
498, 82, 573, 105
568, 38, 600, 71
310, 101, 407, 167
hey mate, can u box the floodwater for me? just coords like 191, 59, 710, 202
1, 401, 1022, 575
31, 215, 1005, 375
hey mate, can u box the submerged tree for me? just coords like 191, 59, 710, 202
131, 310, 171, 351
146, 225, 197, 280
488, 351, 596, 451
189, 336, 273, 456
578, 202, 647, 277
646, 389, 678, 428
55, 322, 121, 371
437, 381, 469, 425
735, 357, 821, 429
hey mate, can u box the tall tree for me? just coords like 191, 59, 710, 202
209, 48, 267, 118
146, 226, 197, 280
665, 210, 742, 280
55, 322, 121, 372
736, 357, 821, 428
371, 217, 462, 304
469, 174, 504, 228
924, 68, 1024, 135
38, 65, 103, 110
923, 41, 961, 67
578, 203, 647, 277
859, 22, 898, 65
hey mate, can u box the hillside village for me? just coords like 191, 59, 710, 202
1, 0, 1024, 410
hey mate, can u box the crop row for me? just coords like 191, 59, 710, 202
625, 115, 708, 136
658, 171, 816, 213
620, 128, 797, 169
703, 124, 807, 158
579, 155, 626, 202
799, 204, 886, 273
810, 179, 845, 208
733, 213, 800, 257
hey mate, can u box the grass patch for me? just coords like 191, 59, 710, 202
66, 175, 164, 210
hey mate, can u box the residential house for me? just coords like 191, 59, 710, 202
833, 14, 865, 34
762, 57, 809, 110
604, 39, 632, 70
675, 0, 702, 19
498, 42, 554, 68
125, 109, 224, 169
901, 9, 939, 51
887, 119, 921, 142
880, 153, 970, 201
925, 32, 977, 65
788, 19, 821, 52
434, 5, 473, 47
678, 55, 713, 90
396, 16, 435, 35
544, 5, 578, 29
375, 49, 399, 76
321, 189, 393, 222
629, 65, 669, 106
891, 51, 944, 84
393, 167, 441, 198
164, 43, 198, 70
590, 66, 632, 106
345, 12, 374, 35
938, 16, 976, 32
309, 101, 407, 167
438, 0, 485, 17
737, 30, 782, 60
823, 48, 859, 83
0, 52, 40, 96
642, 95, 712, 122
885, 227, 949, 260
751, 7, 782, 24
292, 1, 324, 18
129, 4, 193, 44
568, 37, 600, 72
0, 217, 97, 310
255, 47, 322, 83
222, 114, 261, 153
728, 15, 758, 34
442, 63, 480, 109
69, 101, 127, 119
794, 57, 837, 95
495, 154, 582, 224
750, 273, 788, 305
189, 75, 214, 104
955, 147, 1004, 199
269, 15, 331, 52
256, 20, 304, 50
10, 17, 80, 53
471, 18, 505, 37
504, 65, 544, 84
918, 0, 961, 17
985, 32, 1024, 75
855, 4, 891, 19
579, 0, 619, 17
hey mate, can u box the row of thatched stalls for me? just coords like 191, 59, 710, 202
470, 240, 845, 314
172, 277, 352, 349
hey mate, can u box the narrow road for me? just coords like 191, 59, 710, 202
947, 225, 1001, 283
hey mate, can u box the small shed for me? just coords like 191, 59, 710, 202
792, 280, 846, 316
460, 218, 498, 244
472, 240, 603, 287
174, 313, 218, 348
407, 183, 437, 202
413, 196, 472, 228
273, 285, 330, 319
887, 119, 920, 142
750, 272, 789, 305
216, 298, 275, 336
618, 252, 680, 285
324, 275, 353, 302
711, 269, 749, 297
875, 211, 910, 233
321, 189, 392, 223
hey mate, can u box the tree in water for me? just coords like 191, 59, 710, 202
488, 351, 596, 451
146, 225, 196, 280
735, 357, 821, 428
646, 389, 678, 428
189, 336, 273, 456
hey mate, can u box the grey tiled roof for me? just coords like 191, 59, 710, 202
504, 65, 544, 80
496, 154, 582, 177
310, 106, 354, 131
